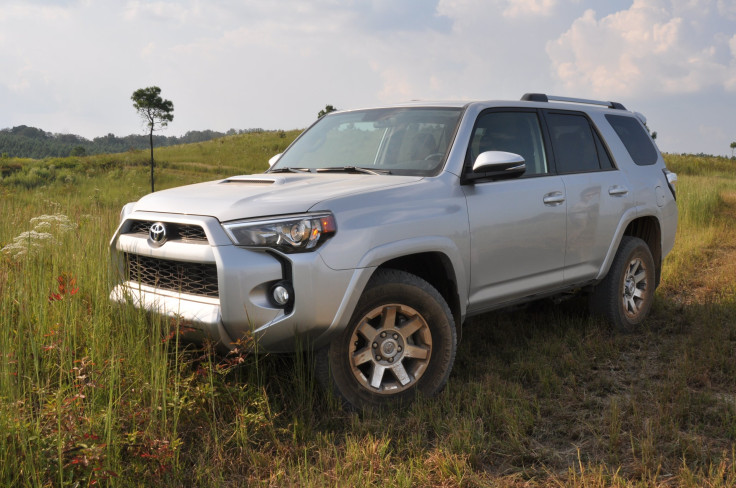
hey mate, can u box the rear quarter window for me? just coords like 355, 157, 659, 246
605, 114, 658, 166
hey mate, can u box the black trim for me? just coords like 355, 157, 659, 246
267, 251, 294, 314
521, 93, 548, 102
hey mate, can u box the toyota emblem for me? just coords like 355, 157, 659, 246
148, 222, 167, 246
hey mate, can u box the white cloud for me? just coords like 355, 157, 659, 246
717, 0, 736, 20
123, 1, 200, 22
726, 34, 736, 90
375, 65, 415, 102
503, 0, 557, 18
0, 3, 70, 21
547, 0, 736, 97
8, 67, 47, 94
0, 0, 734, 155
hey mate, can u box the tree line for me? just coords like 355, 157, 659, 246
0, 125, 267, 159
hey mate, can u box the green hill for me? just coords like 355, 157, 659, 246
0, 125, 274, 159
0, 129, 302, 191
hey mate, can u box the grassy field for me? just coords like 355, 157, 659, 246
1, 137, 735, 486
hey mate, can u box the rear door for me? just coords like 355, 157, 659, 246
542, 110, 633, 285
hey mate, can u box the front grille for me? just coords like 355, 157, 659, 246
125, 253, 219, 298
125, 220, 208, 243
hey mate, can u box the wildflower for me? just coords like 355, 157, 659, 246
29, 213, 77, 233
2, 213, 77, 259
48, 273, 79, 302
2, 231, 56, 258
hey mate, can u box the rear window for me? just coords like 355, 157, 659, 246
605, 114, 658, 166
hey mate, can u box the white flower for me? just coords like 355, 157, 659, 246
1, 214, 76, 259
29, 214, 77, 233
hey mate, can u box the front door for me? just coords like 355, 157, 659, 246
462, 110, 567, 314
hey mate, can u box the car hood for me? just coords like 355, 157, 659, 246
131, 173, 423, 222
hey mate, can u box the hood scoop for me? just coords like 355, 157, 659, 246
222, 175, 282, 185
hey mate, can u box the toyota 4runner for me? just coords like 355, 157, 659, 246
110, 93, 678, 409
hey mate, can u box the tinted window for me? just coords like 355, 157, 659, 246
605, 114, 658, 166
547, 113, 607, 174
594, 130, 615, 169
468, 111, 548, 175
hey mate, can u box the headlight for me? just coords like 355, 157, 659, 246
222, 213, 337, 253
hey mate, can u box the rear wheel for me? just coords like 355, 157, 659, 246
318, 269, 456, 409
590, 236, 656, 331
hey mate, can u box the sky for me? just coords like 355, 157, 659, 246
1, 0, 735, 156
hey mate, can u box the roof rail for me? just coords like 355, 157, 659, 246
521, 93, 626, 111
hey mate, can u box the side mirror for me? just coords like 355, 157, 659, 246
268, 153, 282, 167
465, 151, 526, 182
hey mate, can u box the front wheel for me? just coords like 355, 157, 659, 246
318, 269, 457, 409
590, 236, 656, 331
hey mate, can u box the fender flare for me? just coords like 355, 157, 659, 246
317, 236, 468, 346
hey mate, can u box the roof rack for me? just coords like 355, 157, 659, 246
521, 93, 626, 111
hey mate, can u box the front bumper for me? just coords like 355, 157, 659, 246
110, 212, 364, 352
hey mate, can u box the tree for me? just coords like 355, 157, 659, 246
317, 104, 337, 119
131, 86, 174, 192
69, 146, 86, 157
643, 122, 657, 140
730, 141, 736, 158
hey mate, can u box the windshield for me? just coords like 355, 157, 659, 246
271, 107, 463, 176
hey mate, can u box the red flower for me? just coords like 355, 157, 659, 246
48, 273, 79, 301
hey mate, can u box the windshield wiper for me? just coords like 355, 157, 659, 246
269, 167, 311, 173
315, 166, 390, 175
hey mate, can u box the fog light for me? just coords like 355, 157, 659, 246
272, 285, 291, 306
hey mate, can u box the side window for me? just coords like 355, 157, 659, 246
594, 130, 615, 169
469, 111, 548, 175
605, 114, 658, 166
546, 112, 611, 174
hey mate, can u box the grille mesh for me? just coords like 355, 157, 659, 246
125, 220, 208, 243
125, 253, 219, 298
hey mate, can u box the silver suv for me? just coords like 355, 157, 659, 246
110, 94, 678, 409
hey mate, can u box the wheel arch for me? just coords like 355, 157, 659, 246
378, 252, 463, 339
597, 214, 663, 287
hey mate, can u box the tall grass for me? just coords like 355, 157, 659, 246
660, 155, 736, 300
0, 148, 734, 486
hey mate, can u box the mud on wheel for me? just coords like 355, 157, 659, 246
318, 269, 457, 409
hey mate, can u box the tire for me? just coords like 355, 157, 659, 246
317, 269, 457, 409
590, 236, 656, 331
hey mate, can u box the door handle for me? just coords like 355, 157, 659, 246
608, 186, 629, 196
543, 192, 565, 206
